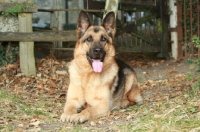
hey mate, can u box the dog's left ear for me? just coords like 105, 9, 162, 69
102, 11, 116, 39
76, 10, 92, 39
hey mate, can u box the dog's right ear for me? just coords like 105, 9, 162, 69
76, 10, 92, 39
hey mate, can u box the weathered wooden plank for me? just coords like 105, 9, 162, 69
121, 3, 158, 12
83, 0, 157, 12
50, 0, 66, 57
177, 0, 183, 58
115, 45, 160, 52
117, 13, 157, 33
18, 0, 36, 76
0, 31, 77, 42
83, 0, 105, 19
130, 30, 157, 45
134, 14, 157, 26
0, 3, 38, 13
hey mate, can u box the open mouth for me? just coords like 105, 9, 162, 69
87, 56, 103, 73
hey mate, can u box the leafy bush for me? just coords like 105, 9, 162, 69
186, 36, 200, 72
186, 36, 200, 97
180, 0, 199, 42
192, 35, 200, 48
2, 4, 25, 16
0, 43, 18, 66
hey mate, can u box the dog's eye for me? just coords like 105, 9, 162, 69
85, 36, 93, 42
100, 36, 107, 42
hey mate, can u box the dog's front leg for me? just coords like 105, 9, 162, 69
60, 83, 84, 122
60, 99, 82, 122
70, 100, 110, 123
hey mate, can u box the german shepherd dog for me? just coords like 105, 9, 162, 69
60, 11, 143, 123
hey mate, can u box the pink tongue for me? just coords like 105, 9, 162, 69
92, 60, 103, 73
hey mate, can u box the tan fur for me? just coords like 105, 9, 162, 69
60, 11, 142, 123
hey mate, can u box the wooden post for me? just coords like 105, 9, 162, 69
50, 0, 66, 57
189, 0, 194, 57
177, 0, 183, 58
169, 0, 178, 59
19, 0, 36, 76
157, 0, 169, 58
103, 0, 119, 18
183, 0, 188, 57
197, 0, 200, 57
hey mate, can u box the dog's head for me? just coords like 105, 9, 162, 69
74, 10, 116, 73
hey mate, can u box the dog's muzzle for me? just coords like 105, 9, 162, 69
87, 46, 106, 73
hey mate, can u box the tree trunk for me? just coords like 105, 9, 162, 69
103, 0, 119, 18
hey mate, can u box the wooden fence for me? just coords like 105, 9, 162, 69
0, 0, 118, 76
2, 0, 197, 75
177, 0, 200, 58
0, 3, 76, 42
0, 2, 77, 76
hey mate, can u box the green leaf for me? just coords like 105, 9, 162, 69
189, 64, 195, 69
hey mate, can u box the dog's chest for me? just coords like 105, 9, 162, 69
69, 60, 118, 105
80, 73, 112, 103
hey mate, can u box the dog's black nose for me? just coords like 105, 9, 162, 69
94, 48, 102, 54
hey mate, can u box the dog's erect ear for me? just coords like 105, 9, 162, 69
76, 10, 92, 39
102, 11, 116, 39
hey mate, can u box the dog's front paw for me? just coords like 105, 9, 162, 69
120, 100, 130, 108
70, 113, 89, 123
60, 113, 71, 122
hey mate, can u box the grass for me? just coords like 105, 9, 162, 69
0, 90, 53, 131
117, 92, 200, 132
0, 90, 48, 117
0, 126, 4, 131
0, 79, 200, 131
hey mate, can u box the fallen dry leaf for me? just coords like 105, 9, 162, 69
29, 120, 41, 127
90, 121, 96, 126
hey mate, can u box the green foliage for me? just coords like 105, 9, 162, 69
0, 44, 18, 66
2, 4, 25, 16
185, 73, 193, 80
192, 79, 200, 94
185, 78, 200, 98
186, 36, 200, 72
192, 35, 200, 48
0, 45, 6, 65
186, 35, 200, 99
156, 19, 162, 33
180, 0, 199, 42
168, 8, 173, 15
187, 58, 200, 72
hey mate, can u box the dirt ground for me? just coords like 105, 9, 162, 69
139, 59, 197, 81
0, 53, 199, 131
